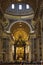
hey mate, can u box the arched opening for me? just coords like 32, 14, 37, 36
0, 0, 43, 63
9, 21, 33, 62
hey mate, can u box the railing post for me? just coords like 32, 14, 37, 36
41, 61, 42, 65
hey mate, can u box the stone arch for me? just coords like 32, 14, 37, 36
9, 20, 34, 33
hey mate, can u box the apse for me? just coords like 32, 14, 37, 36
5, 3, 34, 16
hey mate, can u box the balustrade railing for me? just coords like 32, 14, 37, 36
0, 62, 43, 65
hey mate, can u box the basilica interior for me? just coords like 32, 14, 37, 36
0, 0, 43, 64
